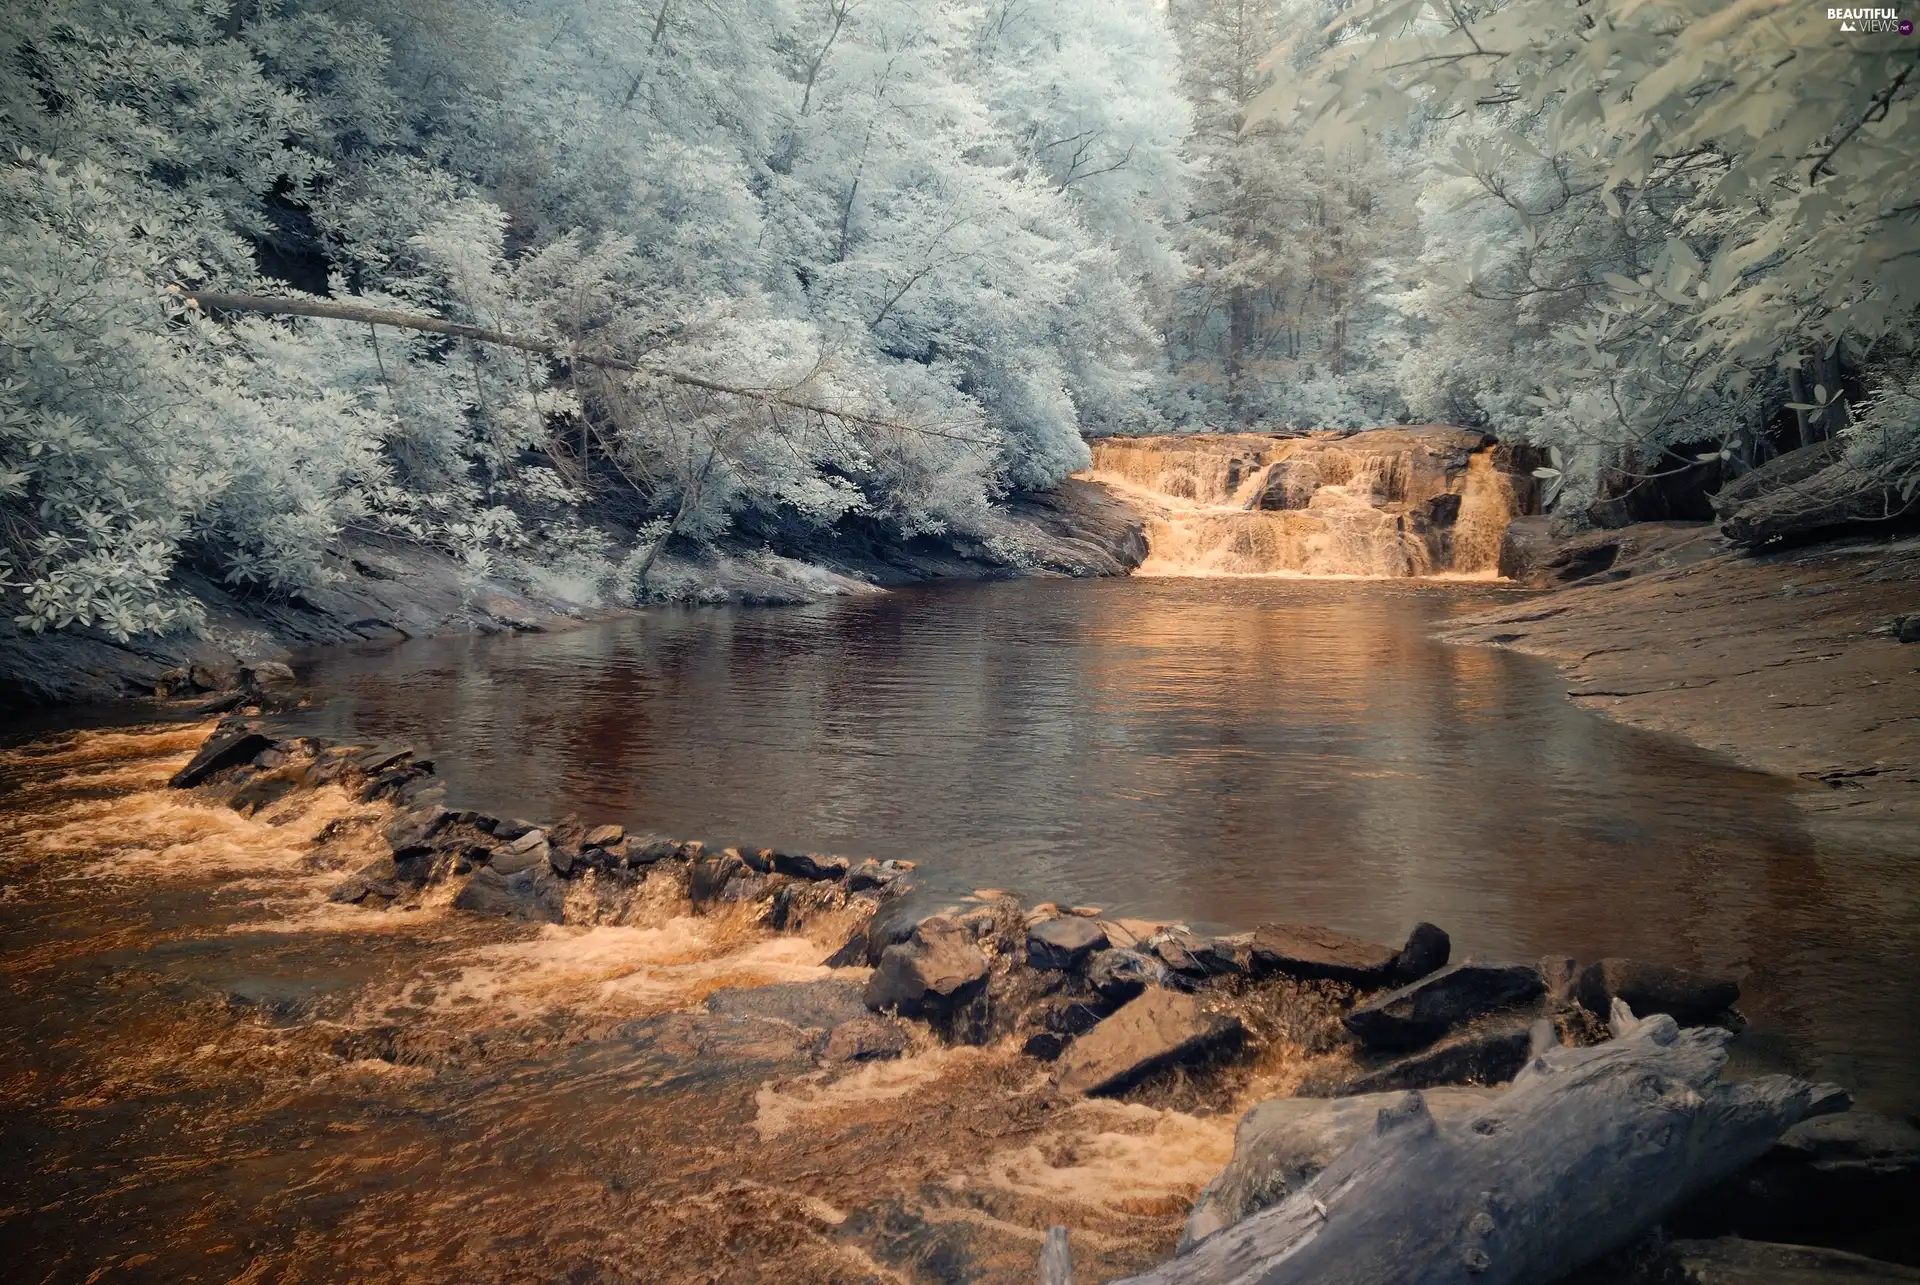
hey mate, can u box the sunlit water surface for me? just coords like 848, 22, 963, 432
282, 576, 1920, 1110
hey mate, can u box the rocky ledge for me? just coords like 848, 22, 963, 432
164, 716, 1918, 1285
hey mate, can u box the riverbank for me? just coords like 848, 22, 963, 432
0, 480, 1145, 714
1445, 528, 1920, 840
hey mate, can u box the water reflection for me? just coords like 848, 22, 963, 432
283, 577, 1920, 1110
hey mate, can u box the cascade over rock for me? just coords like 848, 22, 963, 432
1087, 428, 1537, 577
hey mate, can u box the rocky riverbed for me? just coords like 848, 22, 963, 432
3, 715, 1913, 1282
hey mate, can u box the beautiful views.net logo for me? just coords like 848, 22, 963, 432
1826, 6, 1914, 31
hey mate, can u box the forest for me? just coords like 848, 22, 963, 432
2, 0, 1916, 639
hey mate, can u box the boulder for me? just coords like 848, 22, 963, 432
1055, 990, 1245, 1097
847, 859, 895, 892
243, 660, 297, 690
1028, 916, 1109, 970
1664, 1238, 1920, 1284
1153, 932, 1251, 979
688, 848, 747, 904
863, 917, 990, 1019
1394, 922, 1451, 983
1672, 1110, 1920, 1251
1087, 948, 1172, 1003
1344, 958, 1546, 1051
823, 1015, 912, 1063
625, 833, 682, 867
1303, 1013, 1537, 1097
169, 727, 274, 788
1577, 957, 1740, 1025
384, 806, 453, 858
770, 850, 849, 881
1181, 1086, 1503, 1249
582, 823, 625, 849
1251, 922, 1399, 987
451, 864, 566, 923
488, 829, 550, 876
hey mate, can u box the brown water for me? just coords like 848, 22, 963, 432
273, 577, 1920, 1114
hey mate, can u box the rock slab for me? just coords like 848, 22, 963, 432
863, 917, 990, 1019
1027, 916, 1109, 970
1056, 990, 1244, 1097
1344, 958, 1546, 1051
1250, 922, 1399, 987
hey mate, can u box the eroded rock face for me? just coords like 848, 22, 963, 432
1181, 1086, 1503, 1249
863, 917, 990, 1020
1345, 959, 1546, 1051
1251, 922, 1399, 987
1577, 957, 1740, 1026
1055, 989, 1244, 1097
1027, 916, 1109, 970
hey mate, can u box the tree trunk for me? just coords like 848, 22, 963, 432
1108, 1004, 1845, 1285
1039, 1226, 1074, 1285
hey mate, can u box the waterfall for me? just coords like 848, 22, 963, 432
1087, 430, 1529, 579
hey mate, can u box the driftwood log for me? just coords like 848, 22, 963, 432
1040, 1225, 1074, 1285
1107, 1002, 1846, 1285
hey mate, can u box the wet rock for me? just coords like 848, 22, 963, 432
384, 805, 452, 858
1086, 948, 1173, 1003
169, 728, 274, 788
328, 856, 399, 905
1055, 989, 1245, 1097
862, 879, 938, 964
489, 816, 543, 841
863, 917, 990, 1020
1672, 1111, 1920, 1252
824, 926, 871, 968
1027, 917, 1109, 970
227, 773, 298, 815
489, 829, 550, 876
1541, 955, 1581, 1004
582, 823, 625, 849
689, 848, 747, 904
1344, 958, 1546, 1051
771, 850, 849, 881
351, 745, 414, 775
243, 660, 297, 690
1250, 922, 1399, 987
824, 1015, 912, 1063
547, 845, 575, 876
1023, 1031, 1070, 1062
1181, 1086, 1502, 1249
1577, 957, 1740, 1026
1304, 1013, 1536, 1097
1394, 922, 1451, 984
1663, 1238, 1920, 1284
451, 863, 566, 923
625, 833, 681, 867
847, 859, 896, 892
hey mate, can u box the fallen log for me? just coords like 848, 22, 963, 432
1110, 1002, 1846, 1285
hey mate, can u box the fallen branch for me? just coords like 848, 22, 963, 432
175, 290, 996, 445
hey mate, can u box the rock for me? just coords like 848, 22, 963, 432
1181, 1087, 1503, 1249
169, 728, 274, 788
863, 879, 943, 964
1344, 958, 1547, 1051
1664, 1238, 1920, 1284
1671, 1111, 1920, 1251
1027, 917, 1109, 970
1055, 990, 1245, 1097
1577, 957, 1740, 1025
451, 864, 566, 923
488, 829, 550, 876
1087, 948, 1173, 1003
823, 925, 870, 968
1894, 615, 1920, 645
383, 805, 453, 858
1024, 1031, 1070, 1062
625, 833, 681, 866
582, 823, 625, 849
1029, 993, 1112, 1039
351, 745, 414, 775
689, 848, 747, 904
1394, 922, 1451, 983
863, 917, 990, 1019
547, 845, 575, 876
847, 859, 895, 892
243, 660, 297, 690
771, 850, 849, 881
1250, 922, 1399, 987
1303, 1014, 1536, 1097
1540, 955, 1581, 1004
489, 816, 543, 841
823, 1015, 912, 1063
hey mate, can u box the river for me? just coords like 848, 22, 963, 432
275, 576, 1918, 1113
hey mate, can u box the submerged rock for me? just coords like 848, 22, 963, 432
823, 1015, 911, 1063
1663, 1237, 1920, 1284
1182, 1086, 1502, 1249
1344, 958, 1546, 1051
863, 917, 989, 1020
1027, 916, 1109, 970
451, 863, 566, 923
1250, 922, 1399, 987
1577, 957, 1740, 1026
707, 979, 869, 1031
1055, 989, 1244, 1097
